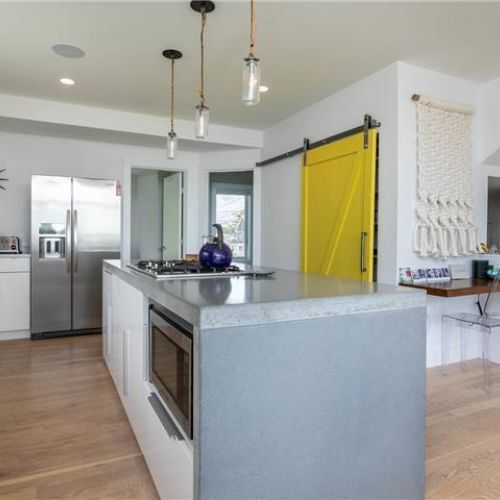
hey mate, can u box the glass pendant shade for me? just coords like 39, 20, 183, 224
242, 57, 260, 106
195, 104, 209, 139
166, 131, 178, 160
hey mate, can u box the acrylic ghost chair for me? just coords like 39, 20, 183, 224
441, 274, 500, 391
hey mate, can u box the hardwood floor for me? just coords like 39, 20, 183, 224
0, 335, 158, 500
3, 335, 500, 499
426, 359, 500, 499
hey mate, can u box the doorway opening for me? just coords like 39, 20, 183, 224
131, 168, 184, 261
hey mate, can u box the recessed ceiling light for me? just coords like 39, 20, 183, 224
52, 44, 85, 59
59, 78, 75, 86
259, 85, 269, 93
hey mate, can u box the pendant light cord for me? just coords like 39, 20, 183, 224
170, 59, 175, 133
199, 7, 207, 107
249, 0, 256, 58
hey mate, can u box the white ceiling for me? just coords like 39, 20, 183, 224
1, 1, 500, 130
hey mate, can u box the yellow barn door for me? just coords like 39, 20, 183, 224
301, 129, 377, 282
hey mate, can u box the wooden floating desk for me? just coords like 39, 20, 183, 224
400, 278, 491, 298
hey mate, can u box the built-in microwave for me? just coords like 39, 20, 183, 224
149, 302, 193, 439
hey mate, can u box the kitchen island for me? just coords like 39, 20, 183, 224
103, 259, 426, 500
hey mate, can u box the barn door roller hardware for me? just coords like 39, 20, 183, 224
256, 114, 380, 167
0, 169, 8, 190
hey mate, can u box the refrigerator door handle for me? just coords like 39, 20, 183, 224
65, 209, 72, 274
73, 209, 78, 274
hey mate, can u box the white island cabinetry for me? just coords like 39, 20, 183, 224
102, 266, 194, 500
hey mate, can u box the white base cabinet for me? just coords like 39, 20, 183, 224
0, 256, 30, 340
102, 267, 194, 500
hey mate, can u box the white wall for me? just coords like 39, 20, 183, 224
395, 62, 500, 367
0, 130, 193, 252
260, 63, 399, 284
477, 77, 500, 165
0, 128, 261, 261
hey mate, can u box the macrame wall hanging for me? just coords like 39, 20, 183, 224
412, 94, 479, 258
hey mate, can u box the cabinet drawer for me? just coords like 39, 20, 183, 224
0, 257, 30, 273
143, 394, 194, 500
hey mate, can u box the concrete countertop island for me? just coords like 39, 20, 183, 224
103, 260, 427, 500
104, 259, 424, 328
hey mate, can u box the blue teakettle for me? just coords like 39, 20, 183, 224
199, 224, 233, 269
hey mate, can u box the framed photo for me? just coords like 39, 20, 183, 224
399, 267, 413, 283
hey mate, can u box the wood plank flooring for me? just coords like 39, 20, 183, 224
3, 335, 500, 499
0, 335, 158, 500
426, 359, 500, 499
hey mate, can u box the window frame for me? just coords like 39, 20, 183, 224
209, 182, 253, 264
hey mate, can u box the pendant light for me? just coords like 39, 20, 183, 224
191, 1, 215, 139
242, 0, 260, 106
163, 49, 183, 159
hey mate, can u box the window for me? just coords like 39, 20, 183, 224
210, 182, 253, 263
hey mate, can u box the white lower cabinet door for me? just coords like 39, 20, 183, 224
104, 273, 193, 499
119, 309, 144, 418
124, 320, 149, 440
0, 272, 30, 332
105, 273, 143, 397
107, 274, 123, 392
116, 278, 144, 404
109, 275, 149, 435
102, 269, 113, 363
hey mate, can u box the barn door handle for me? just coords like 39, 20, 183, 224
360, 232, 367, 273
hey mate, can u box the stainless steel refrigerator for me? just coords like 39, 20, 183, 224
31, 175, 121, 339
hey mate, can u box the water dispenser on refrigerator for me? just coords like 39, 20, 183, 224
38, 223, 66, 259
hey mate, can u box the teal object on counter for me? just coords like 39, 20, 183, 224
487, 267, 500, 277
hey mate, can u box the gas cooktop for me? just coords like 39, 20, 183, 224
128, 260, 275, 280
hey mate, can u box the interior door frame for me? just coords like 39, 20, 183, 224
122, 163, 188, 264
162, 172, 184, 261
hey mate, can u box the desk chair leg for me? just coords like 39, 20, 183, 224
460, 325, 468, 370
442, 316, 449, 375
482, 326, 491, 392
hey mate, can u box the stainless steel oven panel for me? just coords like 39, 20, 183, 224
149, 307, 193, 439
150, 310, 192, 354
